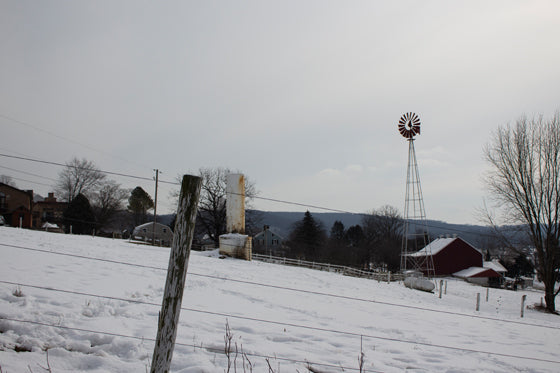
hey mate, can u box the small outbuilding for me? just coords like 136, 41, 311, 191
406, 236, 483, 276
453, 267, 502, 286
132, 222, 173, 246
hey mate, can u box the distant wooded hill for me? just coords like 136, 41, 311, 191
249, 211, 493, 243
158, 210, 526, 251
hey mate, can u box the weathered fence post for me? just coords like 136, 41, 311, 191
476, 293, 480, 311
439, 280, 443, 299
486, 288, 489, 302
151, 175, 202, 373
521, 294, 527, 318
387, 271, 391, 284
444, 280, 447, 295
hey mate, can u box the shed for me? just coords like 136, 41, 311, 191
483, 260, 507, 275
453, 267, 502, 286
132, 222, 173, 246
406, 237, 483, 276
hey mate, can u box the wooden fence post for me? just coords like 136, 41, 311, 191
521, 295, 527, 318
476, 293, 480, 311
151, 175, 202, 373
439, 280, 443, 299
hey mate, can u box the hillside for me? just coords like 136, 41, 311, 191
252, 211, 497, 244
0, 227, 558, 372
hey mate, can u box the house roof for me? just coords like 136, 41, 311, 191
453, 267, 501, 278
0, 182, 33, 197
253, 229, 283, 240
483, 260, 507, 273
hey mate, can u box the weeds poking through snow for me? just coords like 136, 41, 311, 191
12, 286, 24, 297
224, 320, 233, 373
358, 335, 365, 373
27, 348, 53, 373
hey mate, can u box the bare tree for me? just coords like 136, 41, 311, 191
0, 175, 16, 187
55, 157, 106, 202
362, 205, 403, 271
484, 113, 560, 312
92, 180, 129, 230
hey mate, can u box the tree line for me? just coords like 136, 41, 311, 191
284, 207, 403, 271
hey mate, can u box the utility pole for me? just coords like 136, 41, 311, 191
152, 169, 159, 246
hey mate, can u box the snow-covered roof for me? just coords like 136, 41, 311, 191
253, 230, 284, 240
406, 237, 456, 257
134, 222, 171, 230
41, 222, 59, 229
453, 267, 500, 278
483, 260, 507, 273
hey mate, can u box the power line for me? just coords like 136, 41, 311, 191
0, 316, 376, 372
0, 152, 522, 240
1, 281, 558, 365
1, 242, 555, 330
0, 153, 179, 186
0, 113, 153, 171
0, 165, 57, 182
4, 176, 52, 187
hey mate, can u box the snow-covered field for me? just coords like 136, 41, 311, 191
0, 226, 558, 372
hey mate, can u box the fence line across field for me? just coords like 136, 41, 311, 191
252, 253, 404, 282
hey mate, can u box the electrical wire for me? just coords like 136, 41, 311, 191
0, 165, 57, 182
0, 316, 377, 372
0, 152, 517, 241
1, 242, 556, 331
0, 113, 153, 171
1, 281, 559, 365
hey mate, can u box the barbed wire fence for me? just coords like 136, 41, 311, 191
0, 151, 551, 371
1, 240, 559, 372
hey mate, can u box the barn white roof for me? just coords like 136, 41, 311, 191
406, 237, 456, 257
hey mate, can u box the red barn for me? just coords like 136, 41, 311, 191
406, 236, 483, 276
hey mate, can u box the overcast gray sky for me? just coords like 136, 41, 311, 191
1, 1, 559, 224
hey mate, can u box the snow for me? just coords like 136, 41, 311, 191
1, 226, 559, 372
406, 237, 457, 256
484, 260, 508, 273
453, 267, 495, 278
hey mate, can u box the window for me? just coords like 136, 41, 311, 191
0, 192, 5, 210
163, 228, 167, 233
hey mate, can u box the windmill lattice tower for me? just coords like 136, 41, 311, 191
398, 113, 435, 278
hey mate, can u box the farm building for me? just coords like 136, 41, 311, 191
132, 222, 173, 246
453, 267, 503, 286
406, 236, 483, 276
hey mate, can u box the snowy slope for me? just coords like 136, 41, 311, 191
0, 227, 558, 372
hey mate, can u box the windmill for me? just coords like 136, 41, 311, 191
398, 113, 435, 279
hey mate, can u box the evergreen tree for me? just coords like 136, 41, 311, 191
127, 187, 154, 226
330, 220, 345, 241
63, 193, 95, 234
288, 211, 327, 261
